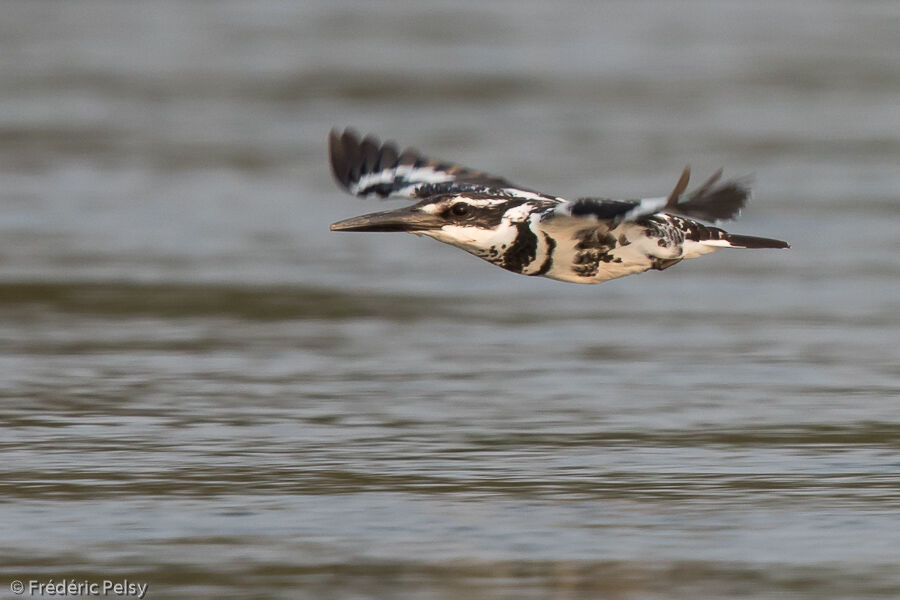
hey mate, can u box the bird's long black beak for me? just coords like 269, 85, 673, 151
330, 206, 443, 232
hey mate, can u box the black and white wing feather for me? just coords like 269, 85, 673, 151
556, 167, 751, 225
329, 128, 538, 200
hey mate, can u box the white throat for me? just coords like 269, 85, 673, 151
423, 221, 519, 256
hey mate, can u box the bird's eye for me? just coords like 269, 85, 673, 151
450, 203, 470, 217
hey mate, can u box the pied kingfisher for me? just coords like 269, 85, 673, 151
329, 128, 789, 284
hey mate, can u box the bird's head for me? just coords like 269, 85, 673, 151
331, 193, 545, 256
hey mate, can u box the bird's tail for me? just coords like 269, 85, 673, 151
718, 233, 790, 249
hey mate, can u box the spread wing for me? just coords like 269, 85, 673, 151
329, 128, 539, 200
547, 167, 751, 226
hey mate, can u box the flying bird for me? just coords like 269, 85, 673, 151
329, 128, 788, 284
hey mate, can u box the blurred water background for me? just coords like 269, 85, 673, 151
1, 1, 899, 598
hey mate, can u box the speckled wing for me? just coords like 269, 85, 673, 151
329, 128, 537, 200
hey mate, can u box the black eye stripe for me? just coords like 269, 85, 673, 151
435, 198, 541, 228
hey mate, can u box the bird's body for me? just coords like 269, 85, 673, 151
329, 129, 788, 284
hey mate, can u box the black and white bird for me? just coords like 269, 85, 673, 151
329, 128, 789, 284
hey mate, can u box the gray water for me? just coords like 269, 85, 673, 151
2, 1, 899, 598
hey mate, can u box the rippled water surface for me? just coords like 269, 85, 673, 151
2, 1, 899, 598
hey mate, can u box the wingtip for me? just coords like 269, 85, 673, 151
329, 127, 363, 190
666, 169, 752, 222
328, 128, 347, 187
665, 165, 691, 208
